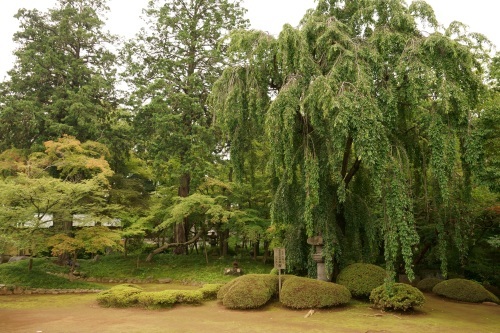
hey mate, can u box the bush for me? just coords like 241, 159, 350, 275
370, 283, 425, 311
336, 263, 386, 298
199, 283, 223, 300
137, 289, 205, 309
280, 276, 351, 309
416, 278, 443, 292
432, 279, 500, 303
98, 283, 222, 309
97, 284, 143, 307
137, 290, 179, 308
218, 274, 278, 309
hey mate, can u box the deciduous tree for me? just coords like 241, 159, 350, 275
212, 0, 490, 279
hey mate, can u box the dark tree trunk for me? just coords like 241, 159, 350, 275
253, 240, 260, 259
176, 173, 191, 254
262, 240, 270, 264
219, 229, 229, 257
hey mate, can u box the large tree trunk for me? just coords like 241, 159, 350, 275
219, 229, 229, 257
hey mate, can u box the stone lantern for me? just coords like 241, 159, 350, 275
307, 235, 327, 281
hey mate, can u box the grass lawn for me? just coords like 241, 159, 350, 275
0, 253, 274, 289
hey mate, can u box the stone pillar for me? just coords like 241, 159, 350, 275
307, 236, 328, 281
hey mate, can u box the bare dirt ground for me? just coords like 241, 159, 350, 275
0, 289, 498, 333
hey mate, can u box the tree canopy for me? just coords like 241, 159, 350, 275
0, 0, 118, 151
211, 0, 494, 279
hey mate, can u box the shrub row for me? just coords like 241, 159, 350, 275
97, 283, 223, 309
218, 274, 351, 310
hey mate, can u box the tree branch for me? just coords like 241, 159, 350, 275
344, 158, 361, 187
145, 228, 204, 262
341, 136, 353, 179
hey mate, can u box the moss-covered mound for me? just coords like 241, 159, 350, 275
280, 276, 351, 309
336, 263, 386, 298
416, 278, 443, 292
218, 274, 278, 309
97, 283, 223, 309
97, 284, 143, 307
370, 283, 425, 311
432, 279, 499, 303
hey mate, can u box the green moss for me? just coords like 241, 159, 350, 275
370, 283, 425, 311
416, 278, 443, 292
432, 279, 499, 303
219, 274, 279, 309
336, 263, 386, 298
280, 276, 351, 309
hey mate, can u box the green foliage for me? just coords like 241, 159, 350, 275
97, 284, 143, 307
432, 279, 500, 303
416, 278, 443, 292
98, 283, 223, 309
78, 253, 272, 283
0, 0, 119, 150
48, 226, 124, 258
198, 283, 223, 300
212, 0, 490, 279
336, 263, 387, 298
280, 276, 351, 309
218, 274, 278, 309
370, 283, 425, 311
0, 258, 104, 290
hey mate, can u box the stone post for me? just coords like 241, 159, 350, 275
307, 236, 327, 281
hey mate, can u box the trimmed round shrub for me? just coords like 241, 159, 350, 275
432, 279, 500, 303
218, 274, 279, 309
280, 276, 351, 309
97, 284, 143, 307
336, 263, 386, 298
370, 283, 425, 311
416, 278, 443, 292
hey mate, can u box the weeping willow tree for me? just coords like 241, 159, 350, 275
211, 0, 491, 280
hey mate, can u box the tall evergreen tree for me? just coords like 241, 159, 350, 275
122, 0, 248, 247
0, 0, 118, 151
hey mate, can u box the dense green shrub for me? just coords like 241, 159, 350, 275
97, 283, 222, 309
199, 283, 223, 300
370, 283, 425, 311
136, 290, 179, 308
432, 279, 499, 303
96, 284, 143, 307
280, 276, 351, 309
137, 290, 204, 309
218, 274, 279, 309
336, 263, 386, 298
416, 278, 443, 292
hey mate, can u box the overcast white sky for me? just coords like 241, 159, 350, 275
1, 0, 499, 81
